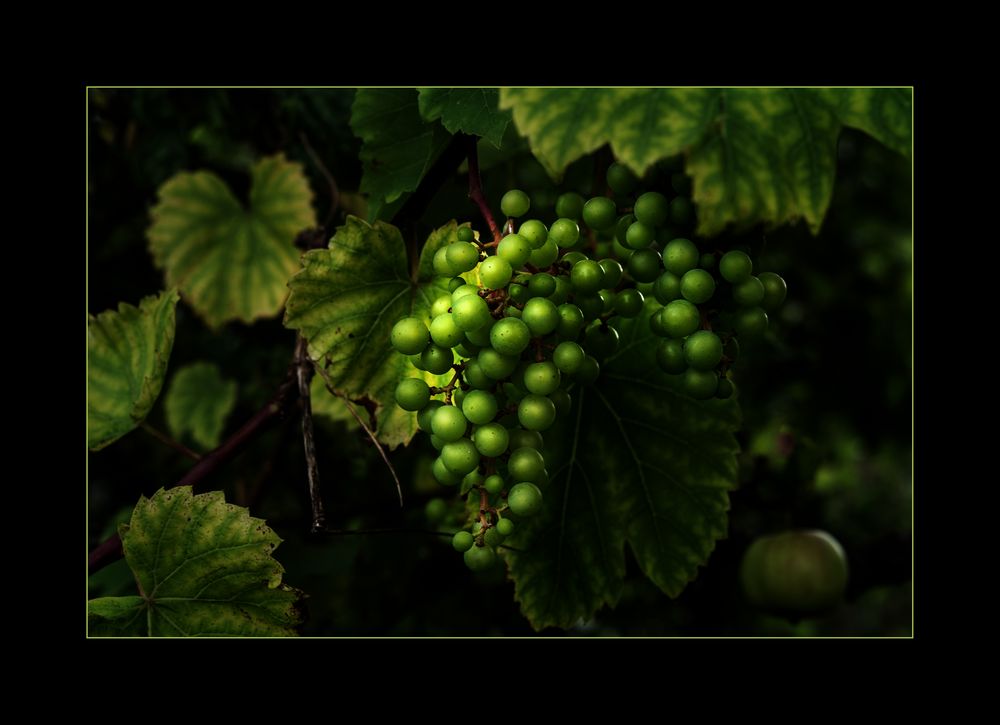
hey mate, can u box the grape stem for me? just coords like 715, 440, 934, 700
465, 135, 502, 244
295, 335, 327, 532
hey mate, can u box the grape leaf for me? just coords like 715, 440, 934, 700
164, 362, 238, 450
351, 88, 452, 221
284, 217, 467, 449
88, 289, 179, 451
87, 486, 303, 637
417, 88, 511, 148
502, 302, 741, 631
147, 154, 315, 329
499, 87, 912, 236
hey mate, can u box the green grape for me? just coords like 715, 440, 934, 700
663, 238, 699, 276
549, 276, 572, 306
634, 191, 669, 226
655, 338, 687, 374
519, 219, 548, 248
432, 456, 463, 486
484, 474, 505, 495
556, 192, 585, 219
425, 498, 448, 525
684, 330, 723, 370
649, 307, 670, 337
451, 284, 479, 301
614, 213, 635, 244
420, 344, 454, 375
452, 530, 475, 552
627, 248, 663, 283
433, 246, 454, 276
556, 303, 586, 339
498, 234, 532, 267
465, 322, 494, 348
522, 297, 559, 336
528, 273, 556, 298
584, 324, 620, 359
446, 242, 479, 273
660, 300, 701, 338
464, 544, 496, 571
570, 259, 605, 294
614, 289, 645, 318
505, 307, 522, 319
448, 276, 465, 293
508, 429, 543, 451
518, 394, 557, 431
430, 434, 445, 451
599, 258, 624, 288
490, 317, 531, 355
606, 162, 638, 195
430, 295, 452, 318
598, 289, 615, 314
478, 348, 519, 379
734, 307, 768, 338
758, 272, 787, 310
417, 400, 444, 431
462, 390, 498, 425
583, 196, 618, 231
463, 470, 485, 490
549, 389, 572, 416
529, 239, 560, 267
501, 189, 531, 217
653, 271, 682, 304
508, 447, 546, 482
431, 405, 467, 441
682, 369, 718, 400
553, 340, 586, 373
523, 361, 561, 395
625, 221, 655, 250
480, 256, 513, 289
394, 378, 431, 411
496, 518, 515, 537
507, 482, 543, 517
575, 355, 601, 385
457, 227, 475, 243
441, 439, 480, 475
473, 422, 509, 457
484, 526, 505, 549
680, 269, 716, 304
452, 294, 491, 331
390, 317, 430, 355
562, 251, 587, 266
576, 293, 604, 321
508, 283, 529, 304
463, 359, 492, 390
669, 196, 693, 225
719, 250, 753, 283
452, 388, 467, 409
548, 218, 581, 248
732, 276, 765, 307
430, 313, 464, 348
716, 377, 734, 399
699, 252, 716, 269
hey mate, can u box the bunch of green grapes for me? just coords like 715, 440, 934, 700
390, 164, 786, 570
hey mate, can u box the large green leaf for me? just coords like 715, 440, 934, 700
164, 362, 238, 450
502, 302, 741, 631
417, 88, 511, 148
500, 87, 912, 236
147, 154, 316, 328
284, 217, 464, 449
351, 88, 452, 221
88, 289, 179, 451
87, 486, 303, 637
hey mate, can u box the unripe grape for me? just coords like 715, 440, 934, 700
390, 317, 430, 355
508, 447, 546, 482
583, 196, 618, 231
462, 390, 498, 425
680, 269, 716, 304
614, 288, 645, 318
452, 294, 491, 331
575, 355, 601, 386
549, 218, 581, 247
571, 260, 605, 294
549, 389, 572, 416
518, 394, 557, 431
684, 330, 724, 370
519, 219, 548, 248
431, 295, 452, 318
432, 456, 463, 486
758, 272, 788, 310
653, 271, 681, 304
549, 276, 572, 306
625, 221, 655, 250
496, 518, 515, 536
663, 238, 699, 276
529, 239, 560, 267
478, 348, 519, 379
473, 422, 509, 457
417, 400, 444, 431
628, 249, 663, 283
394, 378, 430, 411
523, 361, 561, 395
599, 258, 624, 288
522, 297, 559, 336
734, 307, 769, 338
501, 189, 531, 218
457, 227, 475, 243
507, 482, 543, 517
430, 313, 465, 348
451, 284, 479, 301
508, 429, 543, 451
441, 438, 481, 475
576, 293, 604, 321
528, 273, 556, 298
483, 474, 505, 495
479, 256, 513, 289
719, 250, 753, 283
452, 530, 475, 552
498, 234, 532, 267
463, 359, 492, 390
464, 544, 496, 570
682, 369, 718, 400
433, 246, 453, 276
420, 344, 454, 375
508, 283, 529, 304
634, 191, 669, 226
556, 192, 585, 219
606, 162, 638, 195
556, 304, 586, 339
490, 317, 531, 355
446, 242, 480, 273
661, 299, 701, 338
733, 276, 765, 307
584, 324, 620, 360
553, 341, 586, 373
562, 251, 587, 266
431, 405, 467, 441
656, 338, 687, 374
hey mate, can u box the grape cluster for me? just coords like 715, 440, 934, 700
391, 164, 786, 570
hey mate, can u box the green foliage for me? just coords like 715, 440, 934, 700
352, 89, 452, 220
500, 87, 911, 236
147, 154, 315, 328
284, 217, 465, 449
503, 304, 740, 630
164, 362, 238, 449
88, 487, 303, 636
417, 88, 511, 147
88, 289, 179, 450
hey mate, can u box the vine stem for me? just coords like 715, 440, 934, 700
140, 422, 202, 461
466, 135, 501, 243
88, 359, 302, 575
295, 335, 326, 532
